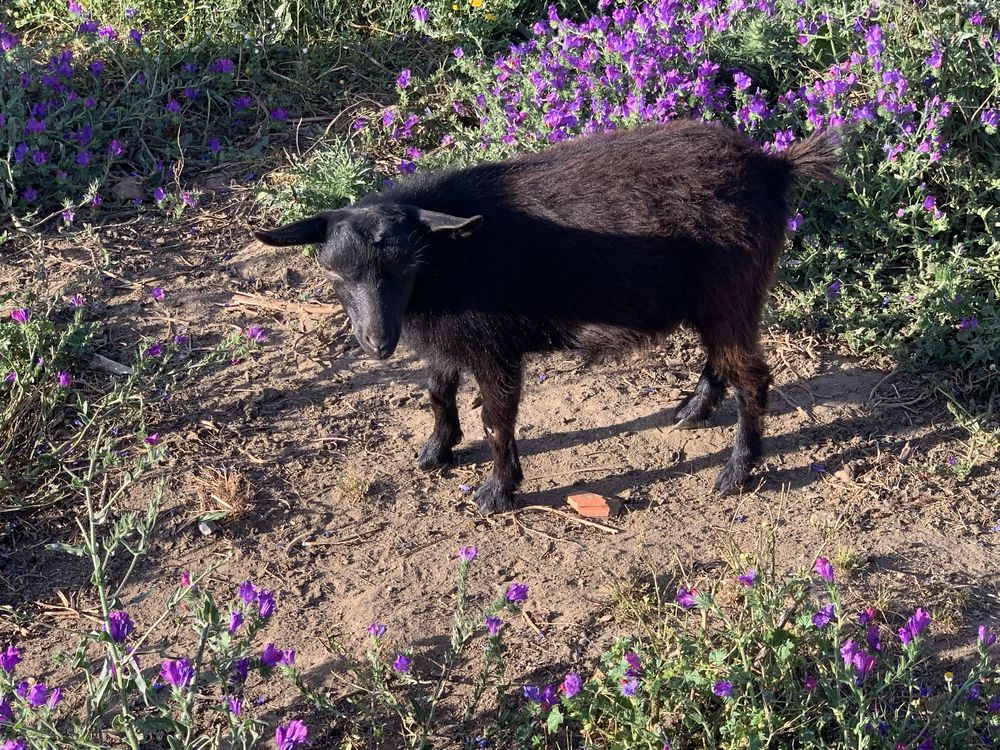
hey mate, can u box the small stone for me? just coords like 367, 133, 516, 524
198, 520, 217, 536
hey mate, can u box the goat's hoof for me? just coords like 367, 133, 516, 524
417, 437, 456, 471
672, 415, 713, 430
474, 478, 518, 514
714, 461, 750, 495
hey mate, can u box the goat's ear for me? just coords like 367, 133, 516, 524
254, 214, 331, 246
416, 209, 483, 239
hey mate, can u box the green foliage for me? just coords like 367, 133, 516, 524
3, 494, 301, 749
258, 138, 376, 222
534, 563, 999, 749
0, 290, 246, 511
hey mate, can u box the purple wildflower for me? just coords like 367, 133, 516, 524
275, 720, 308, 750
89, 60, 104, 76
105, 611, 134, 642
392, 654, 412, 672
827, 279, 842, 300
458, 546, 477, 563
970, 11, 984, 25
526, 684, 559, 708
108, 139, 124, 158
260, 643, 283, 669
676, 587, 698, 609
153, 187, 166, 204
737, 569, 756, 587
27, 684, 46, 708
958, 316, 979, 331
165, 99, 181, 114
227, 696, 242, 716
812, 604, 835, 628
151, 287, 165, 301
239, 581, 258, 603
209, 138, 221, 153
257, 589, 276, 618
233, 95, 253, 111
244, 325, 267, 343
10, 308, 29, 324
160, 659, 195, 688
713, 680, 734, 698
144, 343, 163, 357
231, 657, 250, 683
211, 58, 235, 74
814, 557, 834, 582
228, 611, 244, 634
411, 6, 429, 23
0, 22, 17, 51
858, 607, 876, 626
620, 676, 639, 696
561, 672, 582, 698
47, 687, 62, 708
143, 433, 160, 446
76, 151, 91, 167
978, 625, 997, 647
981, 110, 999, 129
866, 624, 881, 652
453, 47, 464, 58
63, 208, 76, 224
787, 212, 803, 231
485, 615, 502, 636
397, 69, 411, 88
506, 583, 528, 603
4, 372, 15, 384
923, 195, 937, 211
68, 1, 84, 15
0, 646, 21, 674
129, 28, 141, 45
898, 608, 931, 645
270, 108, 288, 122
57, 371, 73, 388
624, 651, 642, 677
367, 622, 386, 638
803, 675, 818, 692
97, 25, 117, 41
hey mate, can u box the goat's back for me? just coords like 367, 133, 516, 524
379, 121, 822, 360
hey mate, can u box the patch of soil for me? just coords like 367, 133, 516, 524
2, 202, 998, 745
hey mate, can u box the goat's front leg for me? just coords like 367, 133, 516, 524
472, 359, 523, 514
417, 367, 462, 470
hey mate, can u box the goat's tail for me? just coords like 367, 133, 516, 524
780, 129, 846, 187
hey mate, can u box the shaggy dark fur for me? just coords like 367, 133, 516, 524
256, 120, 842, 514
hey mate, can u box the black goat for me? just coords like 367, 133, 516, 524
256, 120, 841, 513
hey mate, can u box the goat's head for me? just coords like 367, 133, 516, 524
255, 204, 482, 359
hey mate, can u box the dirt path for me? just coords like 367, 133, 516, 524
2, 207, 998, 742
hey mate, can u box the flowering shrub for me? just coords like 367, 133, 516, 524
0, 289, 263, 511
0, 3, 304, 222
291, 544, 533, 748
360, 0, 999, 389
0, 575, 308, 749
523, 558, 1000, 748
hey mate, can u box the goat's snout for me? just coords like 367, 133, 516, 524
358, 328, 397, 360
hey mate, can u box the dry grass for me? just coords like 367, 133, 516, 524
191, 466, 255, 522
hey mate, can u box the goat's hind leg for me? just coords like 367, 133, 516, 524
417, 367, 463, 470
673, 362, 726, 429
711, 344, 772, 495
